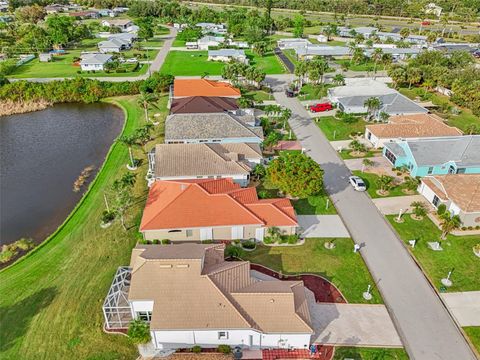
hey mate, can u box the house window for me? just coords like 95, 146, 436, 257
448, 165, 456, 174
432, 195, 440, 207
186, 230, 193, 237
457, 167, 466, 174
136, 311, 152, 322
384, 149, 397, 165
168, 229, 182, 233
427, 167, 434, 175
218, 331, 229, 340
366, 131, 371, 140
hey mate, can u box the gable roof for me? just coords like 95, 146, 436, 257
170, 96, 238, 114
422, 174, 480, 212
367, 113, 462, 139
338, 92, 428, 115
140, 179, 297, 231
128, 243, 313, 334
153, 143, 261, 178
98, 38, 129, 48
165, 112, 263, 142
80, 53, 112, 65
209, 49, 246, 57
173, 79, 241, 98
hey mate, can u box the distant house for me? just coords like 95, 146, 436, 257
228, 40, 249, 49
365, 47, 422, 61
108, 32, 136, 43
148, 143, 262, 187
102, 19, 133, 32
197, 35, 225, 50
44, 4, 66, 14
328, 79, 428, 117
365, 113, 462, 148
69, 11, 99, 19
170, 96, 238, 114
383, 135, 480, 177
419, 175, 480, 227
317, 34, 328, 43
140, 179, 298, 241
196, 22, 227, 35
208, 49, 248, 64
173, 79, 241, 99
185, 41, 198, 49
165, 112, 263, 144
425, 2, 443, 17
80, 53, 113, 71
338, 26, 378, 38
277, 38, 311, 50
98, 38, 131, 53
39, 53, 53, 62
103, 243, 313, 350
97, 9, 115, 17
295, 45, 350, 60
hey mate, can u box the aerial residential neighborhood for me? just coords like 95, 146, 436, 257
0, 1, 479, 360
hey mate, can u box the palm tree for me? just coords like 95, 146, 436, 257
426, 32, 437, 45
332, 73, 345, 86
135, 124, 154, 153
364, 97, 381, 120
137, 92, 157, 124
403, 176, 420, 192
119, 134, 138, 170
399, 27, 410, 39
406, 67, 422, 89
411, 201, 428, 220
361, 158, 374, 172
440, 212, 462, 239
371, 48, 383, 76
378, 111, 389, 123
376, 175, 393, 195
349, 139, 366, 154
294, 61, 308, 88
112, 173, 137, 231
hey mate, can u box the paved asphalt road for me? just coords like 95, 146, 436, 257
272, 89, 476, 360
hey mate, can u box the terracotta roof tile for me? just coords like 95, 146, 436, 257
173, 79, 241, 98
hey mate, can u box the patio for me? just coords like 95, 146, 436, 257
102, 266, 133, 330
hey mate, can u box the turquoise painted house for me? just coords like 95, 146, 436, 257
382, 135, 480, 177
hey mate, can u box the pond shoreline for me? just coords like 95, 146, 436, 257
0, 99, 52, 117
0, 101, 125, 267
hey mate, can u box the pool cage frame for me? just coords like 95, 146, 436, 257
102, 266, 133, 329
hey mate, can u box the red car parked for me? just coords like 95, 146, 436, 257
310, 103, 333, 112
421, 21, 431, 26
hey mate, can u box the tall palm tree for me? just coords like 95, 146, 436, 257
440, 212, 462, 239
364, 97, 381, 120
376, 175, 393, 195
294, 61, 308, 88
119, 134, 138, 170
137, 92, 157, 124
371, 48, 383, 76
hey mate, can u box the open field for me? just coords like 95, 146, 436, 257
388, 215, 480, 292
241, 238, 382, 304
0, 95, 169, 360
160, 50, 286, 75
315, 116, 366, 140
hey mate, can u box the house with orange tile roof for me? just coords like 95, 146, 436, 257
140, 178, 298, 241
365, 113, 463, 148
172, 79, 241, 99
418, 174, 480, 228
104, 243, 313, 350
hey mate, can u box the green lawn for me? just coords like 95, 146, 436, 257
333, 347, 409, 360
160, 50, 286, 76
0, 95, 169, 360
293, 194, 337, 215
241, 239, 382, 304
315, 116, 366, 140
335, 59, 385, 72
352, 170, 412, 199
299, 83, 334, 101
244, 89, 273, 102
399, 87, 480, 133
388, 216, 480, 292
283, 49, 299, 67
464, 327, 480, 354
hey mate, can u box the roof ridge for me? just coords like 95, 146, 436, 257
247, 200, 298, 225
228, 114, 262, 139
206, 260, 249, 276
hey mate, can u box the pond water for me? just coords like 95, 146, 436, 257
0, 103, 124, 245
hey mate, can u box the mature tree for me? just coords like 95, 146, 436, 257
15, 4, 45, 23
371, 48, 383, 75
140, 72, 174, 93
323, 24, 338, 41
307, 57, 328, 84
439, 212, 462, 239
46, 15, 77, 48
137, 17, 154, 40
292, 14, 304, 38
388, 65, 407, 87
294, 60, 308, 88
135, 124, 154, 152
364, 97, 381, 119
252, 41, 268, 57
266, 152, 324, 198
406, 67, 422, 89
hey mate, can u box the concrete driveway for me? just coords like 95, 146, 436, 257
372, 195, 433, 215
307, 292, 402, 347
298, 215, 350, 238
440, 292, 480, 326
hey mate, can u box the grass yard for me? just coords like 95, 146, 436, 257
299, 83, 334, 101
244, 89, 273, 102
333, 347, 409, 360
283, 49, 299, 67
399, 87, 480, 133
352, 170, 412, 198
335, 59, 385, 72
0, 95, 169, 360
388, 215, 480, 292
241, 239, 382, 304
464, 327, 480, 354
160, 50, 286, 76
292, 194, 337, 215
315, 116, 366, 140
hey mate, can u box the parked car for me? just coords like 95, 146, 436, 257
421, 21, 431, 26
349, 176, 367, 191
310, 103, 333, 112
285, 88, 296, 97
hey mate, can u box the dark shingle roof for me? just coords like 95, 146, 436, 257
170, 96, 238, 114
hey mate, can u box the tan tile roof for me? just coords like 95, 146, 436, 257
366, 113, 462, 139
128, 244, 313, 334
422, 174, 480, 212
153, 143, 261, 179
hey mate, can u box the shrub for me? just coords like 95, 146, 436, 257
127, 319, 151, 345
152, 239, 160, 244
15, 238, 35, 251
476, 226, 480, 230
0, 244, 18, 264
161, 239, 170, 245
263, 236, 275, 244
101, 210, 116, 224
192, 346, 202, 353
225, 244, 244, 258
437, 204, 447, 215
468, 226, 473, 230
462, 226, 467, 231
242, 240, 256, 249
285, 234, 299, 244
139, 239, 149, 245
202, 240, 213, 244
217, 345, 231, 354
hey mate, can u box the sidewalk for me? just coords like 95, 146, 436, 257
440, 292, 480, 326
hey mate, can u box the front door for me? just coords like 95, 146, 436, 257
200, 228, 213, 241
231, 226, 244, 240
255, 228, 264, 241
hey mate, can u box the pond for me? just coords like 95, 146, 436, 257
0, 103, 124, 246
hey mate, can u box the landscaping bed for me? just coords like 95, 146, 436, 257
352, 170, 415, 199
